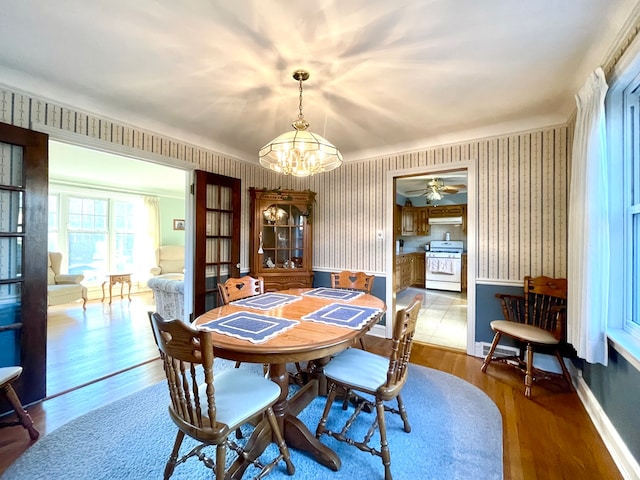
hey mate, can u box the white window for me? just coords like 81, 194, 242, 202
48, 189, 147, 284
625, 84, 640, 339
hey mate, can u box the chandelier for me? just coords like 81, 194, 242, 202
259, 70, 343, 177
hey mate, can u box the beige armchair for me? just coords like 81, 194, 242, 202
47, 252, 87, 310
150, 245, 184, 279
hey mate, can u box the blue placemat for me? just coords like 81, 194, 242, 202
301, 303, 382, 330
230, 293, 301, 311
197, 312, 299, 343
301, 287, 364, 301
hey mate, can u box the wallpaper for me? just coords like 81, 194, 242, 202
0, 87, 569, 282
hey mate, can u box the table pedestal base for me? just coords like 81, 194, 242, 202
228, 372, 340, 479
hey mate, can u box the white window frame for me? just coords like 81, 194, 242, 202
624, 86, 640, 339
48, 185, 145, 286
605, 37, 640, 371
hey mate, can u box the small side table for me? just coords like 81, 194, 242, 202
101, 273, 132, 304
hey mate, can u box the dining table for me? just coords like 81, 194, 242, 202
192, 286, 386, 477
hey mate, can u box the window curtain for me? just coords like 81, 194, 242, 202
142, 196, 160, 280
567, 67, 610, 366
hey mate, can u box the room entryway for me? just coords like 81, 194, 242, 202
397, 287, 467, 351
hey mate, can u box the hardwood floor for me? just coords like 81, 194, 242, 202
0, 301, 623, 479
46, 291, 159, 396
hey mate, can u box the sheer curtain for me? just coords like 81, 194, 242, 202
567, 67, 610, 366
140, 196, 160, 280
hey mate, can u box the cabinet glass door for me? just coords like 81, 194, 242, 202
261, 203, 305, 269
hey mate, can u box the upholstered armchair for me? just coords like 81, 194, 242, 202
150, 245, 184, 279
47, 252, 87, 310
146, 276, 184, 321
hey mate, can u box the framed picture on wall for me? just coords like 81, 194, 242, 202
173, 219, 185, 230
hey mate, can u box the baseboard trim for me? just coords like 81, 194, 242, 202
575, 372, 640, 480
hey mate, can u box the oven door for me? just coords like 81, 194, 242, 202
425, 255, 462, 291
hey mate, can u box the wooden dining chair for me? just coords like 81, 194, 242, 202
330, 270, 375, 350
148, 312, 295, 479
315, 294, 422, 480
0, 366, 40, 441
330, 270, 375, 294
481, 275, 574, 398
218, 275, 264, 305
218, 275, 267, 372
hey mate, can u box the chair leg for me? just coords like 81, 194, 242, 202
396, 394, 411, 433
555, 348, 575, 392
375, 399, 393, 480
316, 383, 338, 438
481, 332, 502, 372
164, 430, 185, 479
215, 442, 227, 480
264, 407, 295, 475
524, 343, 534, 398
2, 383, 39, 441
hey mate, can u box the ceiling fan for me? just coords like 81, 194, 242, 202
406, 178, 466, 200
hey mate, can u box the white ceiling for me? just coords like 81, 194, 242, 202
396, 171, 467, 199
49, 141, 186, 197
0, 1, 637, 166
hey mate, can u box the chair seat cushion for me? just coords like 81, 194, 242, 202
200, 368, 280, 429
490, 320, 559, 345
0, 366, 22, 385
324, 347, 389, 393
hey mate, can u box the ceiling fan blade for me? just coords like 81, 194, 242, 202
441, 184, 466, 193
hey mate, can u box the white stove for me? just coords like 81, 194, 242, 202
427, 241, 464, 257
425, 241, 464, 291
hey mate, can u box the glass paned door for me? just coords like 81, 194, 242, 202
0, 122, 49, 409
194, 170, 241, 317
0, 143, 25, 367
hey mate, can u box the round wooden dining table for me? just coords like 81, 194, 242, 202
192, 287, 386, 477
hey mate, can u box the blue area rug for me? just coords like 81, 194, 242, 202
2, 362, 503, 480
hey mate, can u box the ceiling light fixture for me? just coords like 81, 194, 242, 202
259, 69, 342, 177
425, 179, 445, 201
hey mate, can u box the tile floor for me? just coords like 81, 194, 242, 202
397, 286, 467, 351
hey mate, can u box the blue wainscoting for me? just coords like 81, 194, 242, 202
582, 349, 640, 466
474, 283, 523, 344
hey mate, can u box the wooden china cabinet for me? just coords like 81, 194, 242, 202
249, 188, 316, 291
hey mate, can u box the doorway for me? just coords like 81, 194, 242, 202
47, 141, 189, 396
387, 161, 476, 355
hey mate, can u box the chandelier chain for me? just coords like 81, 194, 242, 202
298, 76, 304, 120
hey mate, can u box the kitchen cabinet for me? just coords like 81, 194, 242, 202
249, 188, 315, 292
394, 204, 403, 236
415, 207, 430, 235
429, 204, 467, 233
401, 206, 430, 236
395, 252, 426, 291
395, 254, 412, 291
428, 204, 465, 217
401, 206, 417, 235
412, 252, 425, 285
461, 253, 467, 292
